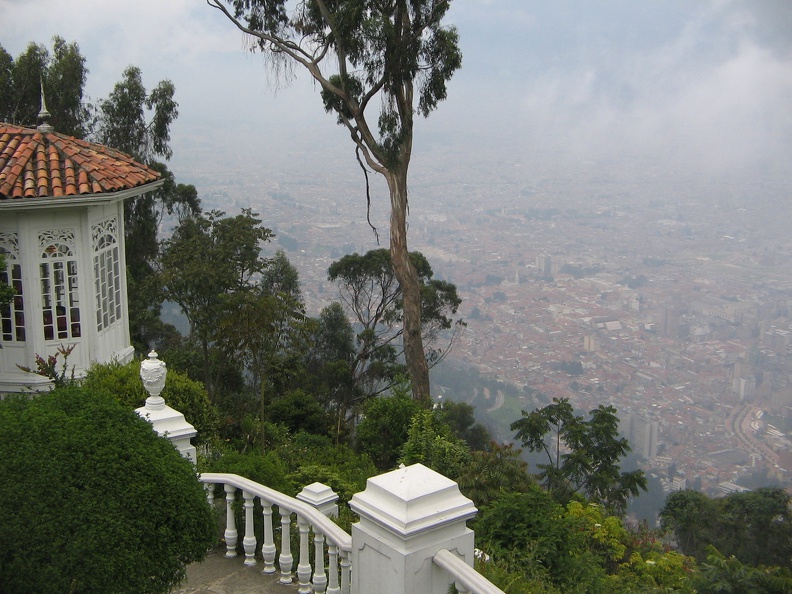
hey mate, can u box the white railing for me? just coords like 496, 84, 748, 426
200, 466, 507, 594
433, 549, 506, 594
199, 472, 352, 594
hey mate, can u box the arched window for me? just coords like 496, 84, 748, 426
0, 232, 25, 343
39, 230, 80, 341
91, 218, 121, 332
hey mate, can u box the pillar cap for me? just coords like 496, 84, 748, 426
297, 482, 339, 507
349, 463, 476, 537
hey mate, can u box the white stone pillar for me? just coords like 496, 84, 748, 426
349, 463, 477, 594
297, 482, 339, 518
135, 351, 197, 463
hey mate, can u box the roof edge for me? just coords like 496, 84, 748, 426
0, 179, 164, 210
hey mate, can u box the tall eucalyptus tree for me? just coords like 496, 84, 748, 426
208, 0, 462, 403
0, 37, 89, 137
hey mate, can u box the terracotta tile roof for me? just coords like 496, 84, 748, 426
0, 123, 160, 201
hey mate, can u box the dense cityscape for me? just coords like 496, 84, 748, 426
172, 138, 792, 505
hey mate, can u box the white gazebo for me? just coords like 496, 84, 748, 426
0, 112, 162, 393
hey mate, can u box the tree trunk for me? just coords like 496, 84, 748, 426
386, 170, 431, 405
200, 336, 214, 401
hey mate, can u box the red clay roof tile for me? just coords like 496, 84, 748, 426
0, 123, 160, 201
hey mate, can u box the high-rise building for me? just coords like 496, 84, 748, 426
583, 333, 600, 353
535, 254, 553, 279
622, 411, 659, 460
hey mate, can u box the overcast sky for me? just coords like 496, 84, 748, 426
2, 0, 791, 190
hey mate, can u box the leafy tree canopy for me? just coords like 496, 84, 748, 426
511, 397, 647, 514
400, 408, 470, 480
690, 546, 792, 594
475, 488, 609, 593
661, 487, 792, 569
327, 248, 463, 401
355, 379, 423, 470
160, 208, 273, 395
303, 302, 360, 435
456, 441, 533, 510
0, 37, 89, 136
93, 65, 178, 162
435, 399, 490, 451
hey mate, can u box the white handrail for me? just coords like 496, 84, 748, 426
198, 472, 352, 553
199, 473, 505, 594
433, 549, 506, 594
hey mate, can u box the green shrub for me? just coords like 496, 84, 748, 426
400, 409, 471, 480
205, 450, 294, 495
0, 386, 215, 594
268, 389, 332, 436
356, 389, 423, 470
282, 432, 377, 503
475, 489, 609, 593
82, 359, 218, 444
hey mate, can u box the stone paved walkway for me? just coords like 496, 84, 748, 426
173, 549, 299, 594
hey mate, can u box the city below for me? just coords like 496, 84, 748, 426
171, 138, 792, 507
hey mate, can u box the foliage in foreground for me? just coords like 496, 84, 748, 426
473, 484, 792, 594
0, 386, 215, 594
660, 487, 792, 569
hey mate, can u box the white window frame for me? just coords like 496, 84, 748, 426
91, 218, 122, 332
0, 232, 25, 343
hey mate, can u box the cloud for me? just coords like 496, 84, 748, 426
2, 0, 789, 184
470, 0, 792, 177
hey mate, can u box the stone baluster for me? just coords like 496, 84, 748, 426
205, 483, 214, 508
260, 499, 277, 574
456, 584, 471, 594
278, 506, 294, 584
242, 490, 257, 566
312, 531, 328, 593
224, 484, 238, 558
339, 550, 351, 594
326, 543, 340, 594
296, 515, 312, 593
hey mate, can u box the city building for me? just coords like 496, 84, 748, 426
622, 410, 659, 461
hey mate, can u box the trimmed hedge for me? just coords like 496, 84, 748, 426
0, 386, 215, 593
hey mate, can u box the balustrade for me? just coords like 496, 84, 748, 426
198, 467, 505, 594
199, 472, 352, 594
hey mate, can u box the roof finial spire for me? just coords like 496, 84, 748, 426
37, 79, 54, 134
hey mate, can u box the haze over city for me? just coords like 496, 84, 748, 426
4, 0, 792, 508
